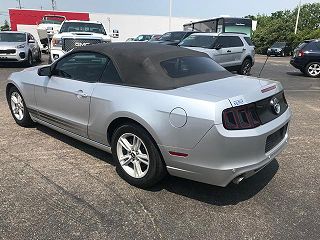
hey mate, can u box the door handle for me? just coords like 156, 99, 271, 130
242, 48, 247, 51
75, 90, 88, 98
227, 50, 232, 53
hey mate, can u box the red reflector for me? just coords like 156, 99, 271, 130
169, 151, 188, 157
261, 85, 276, 93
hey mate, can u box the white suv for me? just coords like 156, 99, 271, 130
50, 20, 111, 62
179, 33, 255, 75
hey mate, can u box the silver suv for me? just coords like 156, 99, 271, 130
179, 33, 255, 75
0, 31, 41, 66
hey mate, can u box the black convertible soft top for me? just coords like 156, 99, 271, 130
72, 42, 232, 90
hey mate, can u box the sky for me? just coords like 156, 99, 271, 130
0, 0, 319, 24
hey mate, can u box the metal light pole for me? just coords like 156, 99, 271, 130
17, 0, 22, 9
294, 0, 302, 34
52, 0, 56, 11
169, 0, 172, 31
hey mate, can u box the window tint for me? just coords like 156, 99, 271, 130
215, 36, 244, 48
100, 60, 122, 84
160, 56, 225, 78
315, 42, 320, 50
53, 52, 108, 82
244, 37, 254, 46
179, 35, 217, 48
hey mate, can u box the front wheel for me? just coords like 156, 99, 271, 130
111, 124, 166, 188
24, 52, 33, 67
8, 87, 34, 127
238, 59, 252, 76
305, 62, 320, 78
36, 49, 42, 63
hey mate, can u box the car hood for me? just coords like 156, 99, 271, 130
0, 42, 24, 48
177, 75, 282, 106
54, 32, 110, 40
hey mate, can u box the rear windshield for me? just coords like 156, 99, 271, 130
0, 33, 26, 42
244, 37, 254, 46
60, 22, 106, 34
160, 56, 225, 78
179, 35, 217, 48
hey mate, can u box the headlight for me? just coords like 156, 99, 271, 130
51, 38, 62, 47
16, 43, 26, 49
267, 48, 271, 51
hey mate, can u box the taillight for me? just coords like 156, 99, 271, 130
222, 104, 261, 130
298, 50, 304, 57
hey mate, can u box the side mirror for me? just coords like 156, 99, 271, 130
28, 39, 35, 43
214, 44, 222, 50
38, 66, 51, 77
112, 29, 119, 38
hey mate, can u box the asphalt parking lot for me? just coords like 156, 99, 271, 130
0, 55, 319, 239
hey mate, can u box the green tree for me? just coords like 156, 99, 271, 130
251, 3, 320, 54
0, 20, 10, 31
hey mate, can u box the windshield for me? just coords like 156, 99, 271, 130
271, 42, 286, 48
160, 56, 226, 78
60, 22, 106, 34
159, 32, 186, 42
0, 33, 26, 42
179, 35, 217, 48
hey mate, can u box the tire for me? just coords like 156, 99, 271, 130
24, 52, 33, 67
48, 56, 52, 64
238, 58, 252, 76
36, 49, 42, 63
305, 62, 320, 78
7, 86, 34, 127
111, 124, 166, 188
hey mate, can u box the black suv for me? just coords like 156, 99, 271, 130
290, 39, 320, 78
267, 42, 291, 57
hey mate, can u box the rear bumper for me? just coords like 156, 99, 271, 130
290, 57, 307, 69
161, 108, 291, 187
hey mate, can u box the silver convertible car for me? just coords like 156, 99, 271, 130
6, 43, 291, 188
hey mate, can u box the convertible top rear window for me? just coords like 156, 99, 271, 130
160, 56, 225, 78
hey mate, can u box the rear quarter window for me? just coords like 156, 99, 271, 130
244, 37, 254, 46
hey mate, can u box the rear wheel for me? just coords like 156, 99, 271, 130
238, 58, 252, 75
111, 124, 166, 188
305, 62, 320, 78
8, 87, 34, 127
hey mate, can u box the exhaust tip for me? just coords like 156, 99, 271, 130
232, 175, 245, 184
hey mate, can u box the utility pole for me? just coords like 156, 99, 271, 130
294, 0, 302, 34
51, 0, 56, 11
17, 0, 22, 9
169, 0, 172, 31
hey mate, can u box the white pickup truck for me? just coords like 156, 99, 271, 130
50, 20, 112, 62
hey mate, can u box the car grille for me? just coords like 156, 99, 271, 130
265, 124, 288, 153
62, 38, 102, 52
255, 91, 288, 125
0, 49, 16, 54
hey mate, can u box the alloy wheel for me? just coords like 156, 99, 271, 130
116, 133, 150, 178
10, 91, 24, 121
307, 63, 320, 77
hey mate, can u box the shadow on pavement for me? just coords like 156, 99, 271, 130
150, 159, 279, 206
36, 124, 115, 167
36, 124, 278, 206
0, 60, 44, 69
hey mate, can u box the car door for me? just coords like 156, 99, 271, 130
34, 51, 108, 137
212, 36, 244, 67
